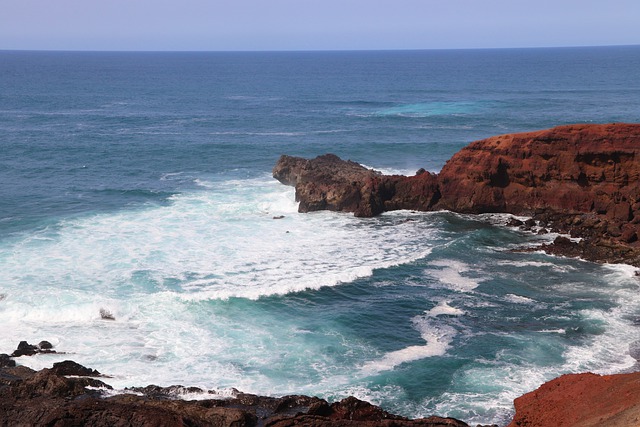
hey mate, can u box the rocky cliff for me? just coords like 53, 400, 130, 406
273, 123, 640, 265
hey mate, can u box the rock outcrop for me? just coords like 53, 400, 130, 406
273, 123, 640, 265
0, 361, 469, 427
273, 154, 440, 217
507, 371, 640, 427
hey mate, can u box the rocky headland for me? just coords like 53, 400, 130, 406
273, 123, 640, 266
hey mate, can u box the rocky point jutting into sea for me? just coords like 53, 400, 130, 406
273, 123, 640, 266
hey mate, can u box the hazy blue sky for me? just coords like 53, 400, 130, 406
2, 0, 639, 51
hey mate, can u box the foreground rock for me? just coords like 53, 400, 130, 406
507, 371, 640, 427
0, 361, 469, 427
273, 124, 640, 265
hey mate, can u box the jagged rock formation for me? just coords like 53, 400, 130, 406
273, 124, 640, 265
273, 154, 440, 217
507, 371, 640, 427
0, 361, 469, 427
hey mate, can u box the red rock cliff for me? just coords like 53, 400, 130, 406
436, 124, 640, 234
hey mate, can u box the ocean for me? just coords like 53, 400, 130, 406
1, 46, 640, 425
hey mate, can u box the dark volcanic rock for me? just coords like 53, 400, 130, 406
273, 153, 440, 217
38, 340, 53, 350
0, 354, 15, 368
11, 341, 39, 357
50, 360, 102, 377
0, 361, 469, 427
10, 340, 59, 357
274, 124, 640, 265
100, 307, 116, 320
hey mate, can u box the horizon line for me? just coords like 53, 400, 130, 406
1, 43, 639, 54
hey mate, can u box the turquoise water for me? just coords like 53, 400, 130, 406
1, 47, 640, 425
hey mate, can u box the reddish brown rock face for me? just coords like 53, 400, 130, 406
437, 123, 640, 223
507, 372, 640, 427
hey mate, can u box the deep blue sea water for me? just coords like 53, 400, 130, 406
1, 46, 640, 425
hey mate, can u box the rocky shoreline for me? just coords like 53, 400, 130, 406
273, 123, 640, 266
0, 342, 473, 427
2, 344, 640, 427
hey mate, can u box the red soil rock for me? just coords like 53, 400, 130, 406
507, 371, 640, 427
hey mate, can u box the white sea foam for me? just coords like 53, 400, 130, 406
428, 361, 554, 426
360, 311, 458, 376
427, 260, 483, 292
0, 175, 439, 391
426, 300, 465, 317
360, 163, 427, 177
562, 303, 639, 375
496, 260, 575, 270
503, 294, 536, 305
353, 101, 480, 118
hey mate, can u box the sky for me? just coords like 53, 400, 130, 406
2, 0, 639, 51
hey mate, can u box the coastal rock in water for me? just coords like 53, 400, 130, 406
507, 372, 640, 427
274, 124, 640, 265
38, 340, 53, 350
10, 340, 59, 357
100, 307, 116, 320
10, 341, 40, 357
